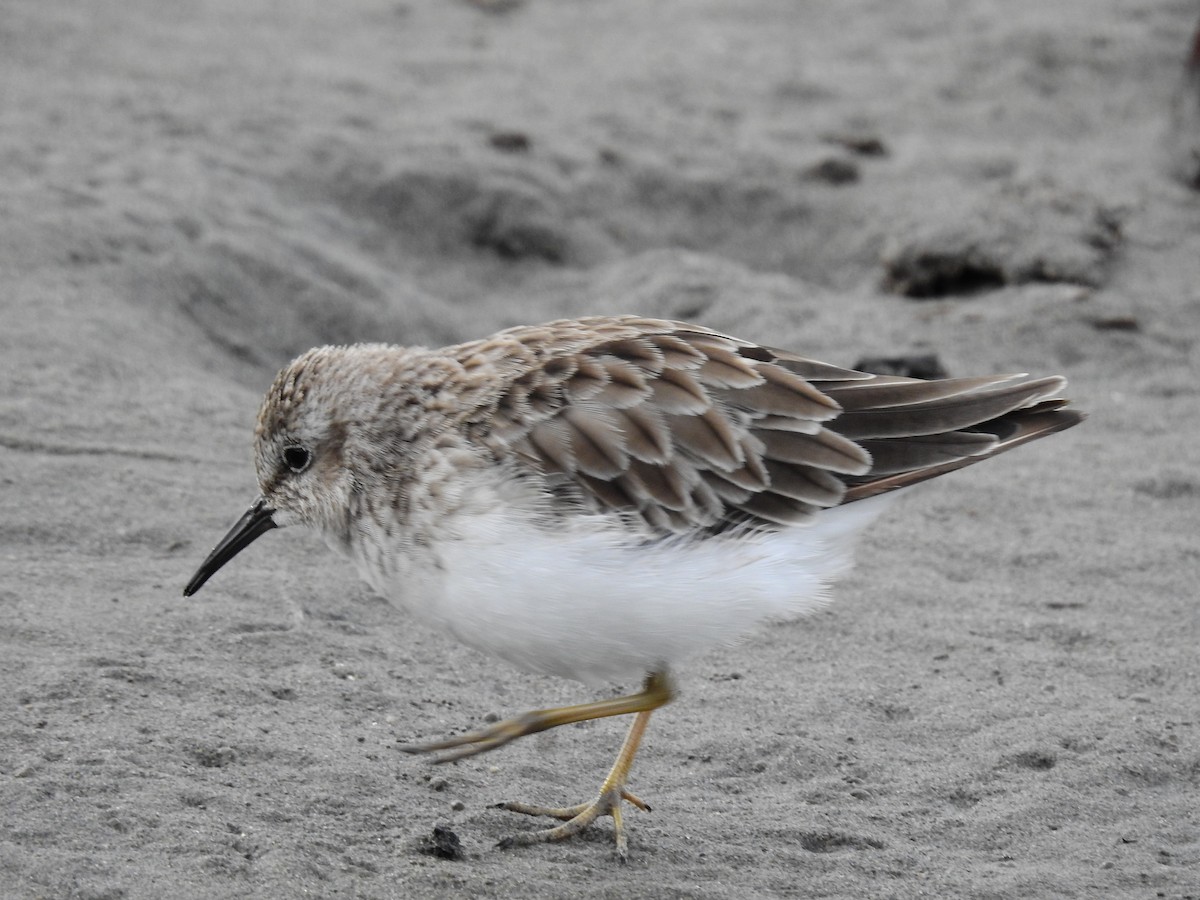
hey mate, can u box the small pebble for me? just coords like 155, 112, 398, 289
421, 825, 464, 861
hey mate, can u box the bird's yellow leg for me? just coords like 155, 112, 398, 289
397, 670, 674, 763
399, 671, 674, 859
497, 705, 655, 860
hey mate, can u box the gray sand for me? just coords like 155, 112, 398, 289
2, 2, 1198, 897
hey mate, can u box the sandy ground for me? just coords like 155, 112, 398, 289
3, 1, 1200, 897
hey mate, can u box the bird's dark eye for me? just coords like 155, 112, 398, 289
282, 446, 311, 473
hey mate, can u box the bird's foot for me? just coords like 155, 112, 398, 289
495, 785, 650, 861
397, 710, 554, 763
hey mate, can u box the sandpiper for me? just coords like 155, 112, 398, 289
184, 315, 1082, 859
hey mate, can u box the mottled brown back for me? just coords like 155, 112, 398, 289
451, 316, 1081, 533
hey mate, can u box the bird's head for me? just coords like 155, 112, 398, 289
182, 345, 390, 597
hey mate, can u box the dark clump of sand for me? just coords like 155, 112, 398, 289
2, 2, 1199, 898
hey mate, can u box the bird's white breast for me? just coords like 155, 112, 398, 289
357, 483, 896, 685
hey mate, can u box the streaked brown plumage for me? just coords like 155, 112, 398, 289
449, 316, 1079, 531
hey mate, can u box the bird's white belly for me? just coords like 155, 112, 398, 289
375, 494, 895, 685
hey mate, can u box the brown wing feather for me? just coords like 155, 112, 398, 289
841, 403, 1084, 501
457, 316, 1082, 533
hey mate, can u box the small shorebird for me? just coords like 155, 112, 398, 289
184, 315, 1081, 859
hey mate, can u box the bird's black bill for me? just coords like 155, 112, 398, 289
183, 498, 277, 597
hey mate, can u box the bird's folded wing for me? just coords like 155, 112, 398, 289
453, 316, 1080, 533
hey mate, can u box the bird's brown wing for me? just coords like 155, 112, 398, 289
455, 316, 1081, 533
